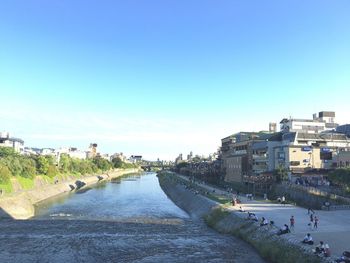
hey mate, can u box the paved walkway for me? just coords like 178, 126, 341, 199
177, 174, 350, 258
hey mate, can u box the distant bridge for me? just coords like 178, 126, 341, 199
140, 164, 172, 172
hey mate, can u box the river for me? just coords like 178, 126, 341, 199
0, 172, 265, 263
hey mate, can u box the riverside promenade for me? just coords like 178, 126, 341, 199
177, 174, 350, 259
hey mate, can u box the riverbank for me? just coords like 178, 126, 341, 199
157, 172, 331, 263
0, 168, 141, 219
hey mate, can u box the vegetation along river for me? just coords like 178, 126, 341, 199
0, 172, 265, 263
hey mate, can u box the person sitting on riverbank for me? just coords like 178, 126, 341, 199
247, 212, 258, 221
335, 251, 350, 263
301, 233, 314, 245
277, 224, 290, 235
323, 243, 331, 257
260, 217, 268, 226
239, 206, 245, 212
313, 241, 325, 255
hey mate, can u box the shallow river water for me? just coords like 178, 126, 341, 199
0, 173, 265, 263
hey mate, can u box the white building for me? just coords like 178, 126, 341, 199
280, 111, 338, 134
129, 155, 142, 163
0, 131, 24, 153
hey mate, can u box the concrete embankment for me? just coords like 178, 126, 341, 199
0, 168, 140, 219
158, 173, 329, 263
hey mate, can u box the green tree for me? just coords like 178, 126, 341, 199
37, 156, 49, 175
58, 154, 71, 173
93, 157, 112, 171
47, 165, 58, 178
0, 147, 17, 158
274, 165, 288, 183
0, 164, 11, 183
111, 157, 123, 168
20, 157, 36, 179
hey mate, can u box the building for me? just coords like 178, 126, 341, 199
334, 150, 350, 168
110, 152, 127, 162
279, 111, 338, 134
336, 124, 350, 137
129, 155, 142, 163
0, 131, 24, 153
251, 132, 283, 175
87, 143, 98, 159
221, 132, 272, 183
41, 148, 56, 156
273, 132, 350, 173
187, 151, 193, 161
175, 153, 183, 165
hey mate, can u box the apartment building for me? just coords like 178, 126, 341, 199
221, 132, 271, 183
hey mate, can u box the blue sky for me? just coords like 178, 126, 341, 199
1, 0, 349, 160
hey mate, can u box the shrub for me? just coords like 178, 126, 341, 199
0, 164, 12, 183
47, 165, 58, 178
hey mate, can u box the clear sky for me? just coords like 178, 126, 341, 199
1, 0, 349, 160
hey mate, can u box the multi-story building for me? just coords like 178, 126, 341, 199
279, 111, 338, 134
0, 131, 24, 153
222, 111, 347, 183
221, 132, 272, 183
273, 132, 350, 173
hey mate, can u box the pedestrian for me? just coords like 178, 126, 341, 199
281, 196, 286, 205
308, 214, 314, 230
290, 215, 295, 230
314, 216, 319, 229
307, 207, 315, 215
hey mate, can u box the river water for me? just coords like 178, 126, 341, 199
0, 173, 265, 263
35, 172, 188, 220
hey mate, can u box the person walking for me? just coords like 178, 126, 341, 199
314, 216, 319, 229
309, 214, 314, 230
290, 215, 295, 231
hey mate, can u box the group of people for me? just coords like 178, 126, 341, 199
312, 241, 331, 257
276, 215, 295, 236
301, 233, 332, 258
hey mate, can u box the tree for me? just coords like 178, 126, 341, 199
47, 165, 58, 178
20, 157, 36, 179
93, 157, 112, 171
58, 154, 71, 173
0, 147, 17, 158
274, 165, 288, 183
111, 157, 123, 168
0, 164, 11, 183
37, 156, 49, 175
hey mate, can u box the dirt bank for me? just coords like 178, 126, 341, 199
158, 172, 329, 263
0, 168, 140, 219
